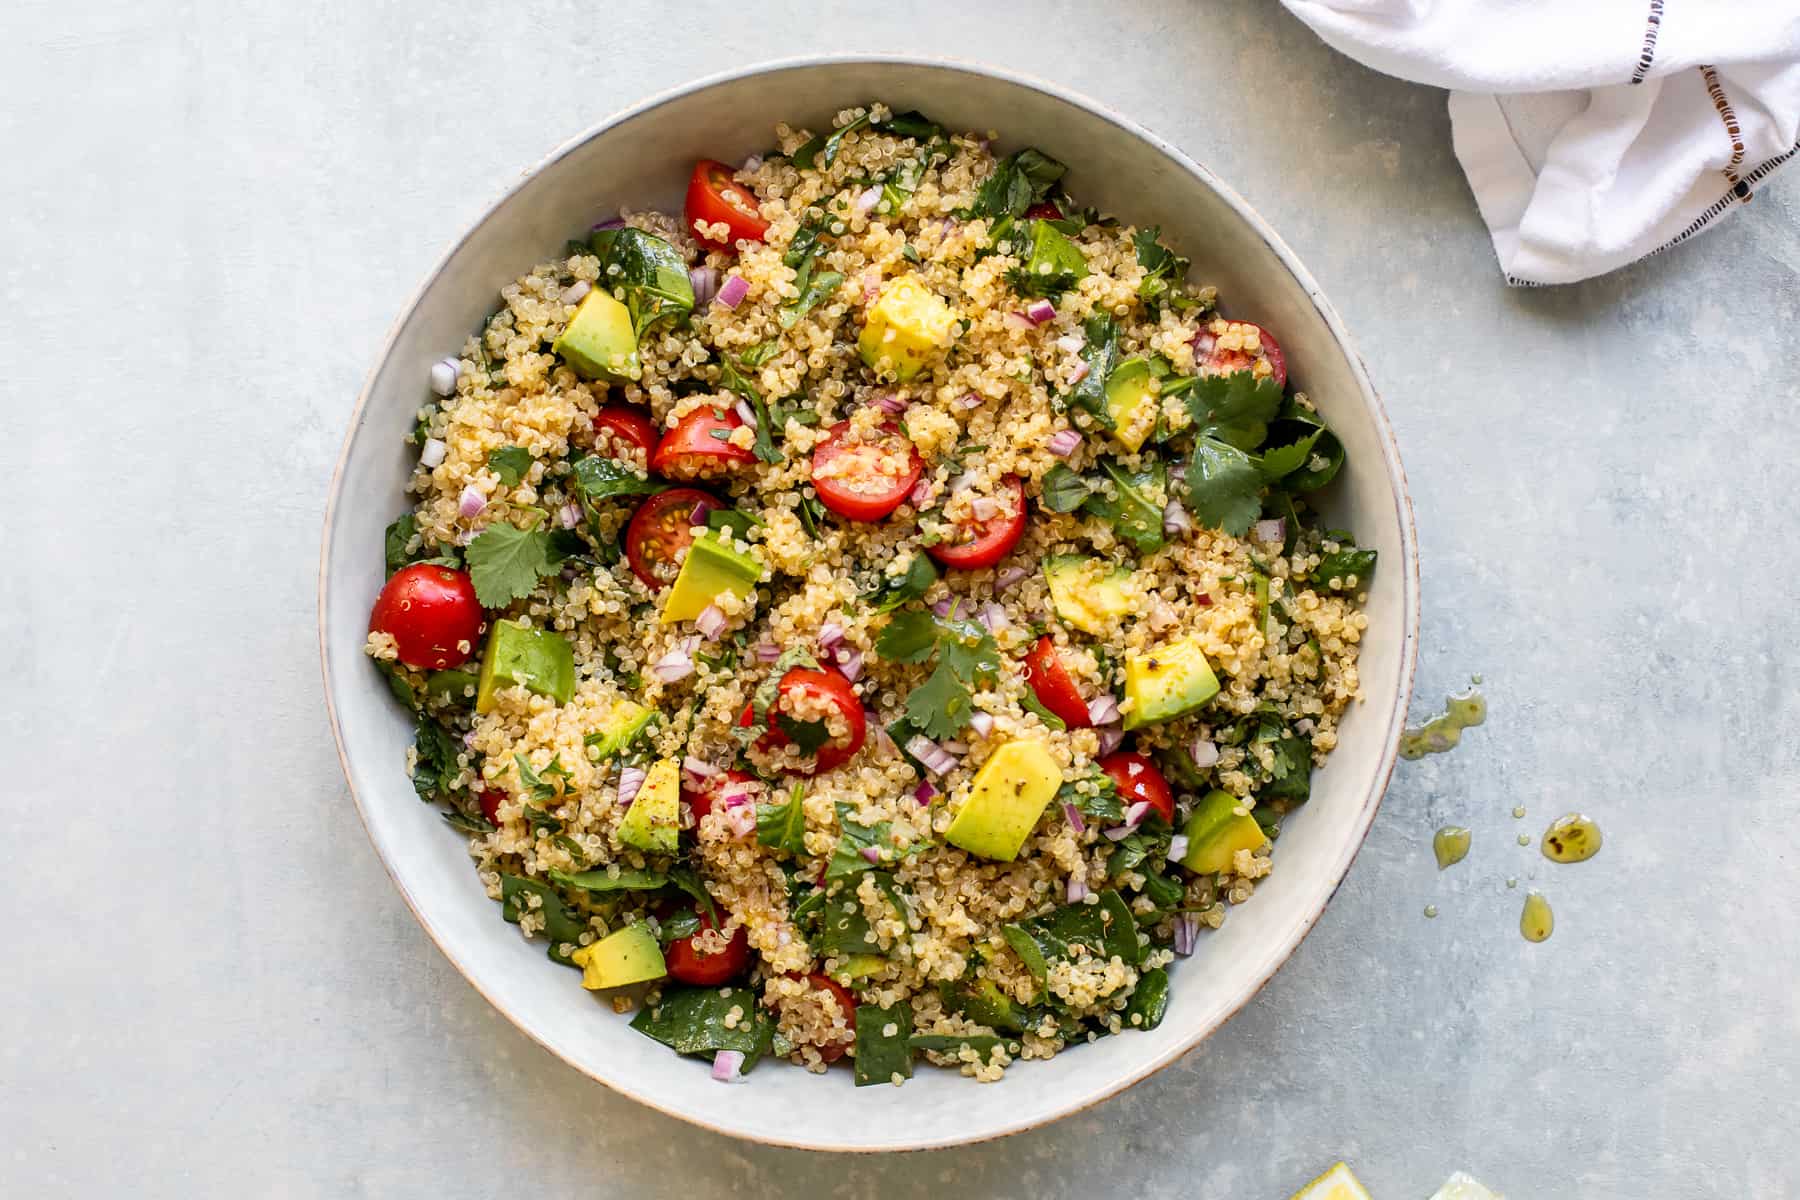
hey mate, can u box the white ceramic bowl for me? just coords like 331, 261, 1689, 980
320, 56, 1419, 1152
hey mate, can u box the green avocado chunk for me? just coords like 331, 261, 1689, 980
1122, 636, 1219, 730
617, 758, 680, 854
1179, 790, 1268, 874
572, 922, 666, 989
552, 287, 640, 382
660, 530, 764, 624
1043, 554, 1133, 635
1103, 356, 1158, 451
476, 620, 575, 713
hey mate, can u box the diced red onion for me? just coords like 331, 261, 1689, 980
1163, 500, 1192, 535
458, 485, 486, 518
1191, 329, 1217, 355
1062, 802, 1087, 834
1086, 695, 1120, 726
940, 740, 969, 755
1103, 825, 1134, 842
1067, 875, 1090, 903
717, 787, 751, 809
905, 735, 959, 777
837, 647, 865, 682
908, 477, 934, 507
430, 357, 460, 397
689, 267, 719, 307
711, 1050, 746, 1082
914, 780, 938, 805
1147, 598, 1178, 633
994, 565, 1029, 592
971, 496, 1000, 521
1004, 311, 1035, 332
869, 391, 908, 414
1168, 834, 1190, 863
563, 280, 591, 305
969, 712, 995, 738
755, 641, 781, 663
1252, 518, 1286, 544
854, 186, 881, 216
1125, 799, 1151, 827
557, 501, 582, 529
683, 755, 718, 781
741, 154, 763, 173
695, 604, 728, 641
1173, 914, 1199, 957
419, 438, 447, 469
734, 398, 758, 430
1196, 592, 1213, 607
860, 845, 883, 864
651, 646, 695, 683
724, 804, 756, 840
592, 217, 626, 232
1047, 429, 1082, 458
714, 274, 748, 309
1096, 727, 1125, 756
947, 472, 974, 494
1190, 738, 1220, 769
1024, 299, 1056, 325
463, 729, 478, 749
1055, 333, 1086, 354
689, 501, 710, 526
860, 269, 881, 303
957, 392, 982, 410
980, 601, 1010, 631
1069, 362, 1090, 385
617, 765, 647, 808
931, 597, 953, 619
817, 622, 845, 650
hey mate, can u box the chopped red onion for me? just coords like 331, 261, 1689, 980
419, 438, 447, 469
981, 601, 1010, 631
1062, 802, 1087, 834
563, 280, 591, 305
908, 477, 935, 507
971, 496, 1000, 521
741, 154, 763, 173
1055, 333, 1086, 354
860, 845, 883, 864
714, 274, 748, 309
1191, 329, 1217, 355
1047, 429, 1082, 458
1173, 914, 1199, 957
695, 604, 728, 641
617, 764, 647, 808
1086, 694, 1121, 726
994, 565, 1029, 592
650, 645, 695, 683
837, 647, 865, 683
869, 391, 908, 414
1190, 738, 1220, 769
957, 392, 983, 410
754, 641, 781, 663
1096, 727, 1125, 756
969, 712, 995, 738
430, 357, 460, 397
1168, 834, 1190, 863
1163, 500, 1192, 535
905, 735, 959, 777
854, 186, 881, 216
458, 486, 486, 518
683, 755, 718, 780
463, 730, 478, 749
689, 266, 719, 307
1024, 299, 1056, 325
1067, 875, 1090, 903
1146, 598, 1178, 633
1103, 825, 1134, 842
717, 787, 751, 809
592, 217, 627, 232
689, 501, 711, 526
557, 502, 582, 529
1124, 799, 1151, 827
711, 1050, 746, 1082
1252, 517, 1286, 544
734, 398, 758, 430
817, 622, 845, 650
913, 780, 938, 805
931, 597, 953, 619
940, 740, 969, 755
1069, 361, 1090, 384
1004, 311, 1035, 332
724, 805, 756, 840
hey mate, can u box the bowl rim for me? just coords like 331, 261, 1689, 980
318, 52, 1420, 1153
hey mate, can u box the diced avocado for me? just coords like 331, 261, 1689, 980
1043, 554, 1134, 635
1179, 789, 1268, 874
552, 287, 640, 382
571, 922, 666, 989
1122, 636, 1219, 730
857, 274, 958, 382
660, 530, 763, 625
945, 740, 1063, 862
1104, 357, 1158, 452
587, 699, 655, 758
828, 953, 887, 984
954, 978, 1026, 1033
617, 758, 680, 854
425, 668, 478, 707
1020, 221, 1089, 290
475, 620, 575, 713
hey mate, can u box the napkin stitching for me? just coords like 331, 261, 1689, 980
1630, 0, 1666, 85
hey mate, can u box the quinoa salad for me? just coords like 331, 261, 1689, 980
364, 104, 1376, 1086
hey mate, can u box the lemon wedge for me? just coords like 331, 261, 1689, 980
1429, 1172, 1505, 1200
1289, 1162, 1373, 1200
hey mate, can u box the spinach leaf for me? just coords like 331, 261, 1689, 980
1139, 867, 1184, 911
780, 269, 844, 328
571, 455, 662, 503
852, 1002, 914, 1087
1258, 721, 1314, 804
908, 1033, 1015, 1061
1124, 967, 1170, 1030
487, 445, 531, 487
1060, 769, 1123, 823
411, 713, 461, 801
631, 985, 774, 1071
549, 866, 668, 892
813, 890, 881, 955
861, 553, 938, 614
755, 783, 809, 856
967, 148, 1068, 220
667, 865, 720, 925
589, 227, 694, 334
1083, 459, 1167, 555
498, 875, 587, 965
1182, 436, 1264, 537
1002, 889, 1144, 987
873, 109, 943, 141
796, 492, 826, 539
791, 115, 870, 170
707, 507, 761, 541
1020, 687, 1068, 731
783, 209, 833, 271
774, 712, 831, 755
442, 809, 490, 836
824, 803, 926, 882
377, 659, 419, 710
1008, 221, 1089, 299
1311, 547, 1377, 592
384, 513, 417, 575
715, 355, 782, 465
1039, 463, 1091, 513
1064, 315, 1119, 428
655, 909, 702, 945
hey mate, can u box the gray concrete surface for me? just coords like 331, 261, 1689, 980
5, 2, 1797, 1197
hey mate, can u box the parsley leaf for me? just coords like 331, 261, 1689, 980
1133, 227, 1192, 309
967, 148, 1067, 220
1182, 437, 1264, 537
861, 553, 938, 614
465, 522, 554, 608
570, 455, 662, 503
487, 445, 531, 487
755, 783, 809, 855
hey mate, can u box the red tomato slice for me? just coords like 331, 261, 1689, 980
683, 768, 756, 826
1098, 750, 1175, 825
476, 788, 505, 828
1024, 202, 1063, 220
590, 403, 658, 459
796, 972, 858, 1063
368, 563, 484, 669
1198, 321, 1287, 390
928, 475, 1027, 570
1023, 635, 1091, 729
651, 407, 756, 481
810, 420, 924, 522
685, 159, 770, 251
665, 907, 752, 986
624, 487, 718, 590
737, 668, 867, 775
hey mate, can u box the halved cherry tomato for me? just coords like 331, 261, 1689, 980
1199, 321, 1287, 390
683, 768, 756, 826
369, 563, 484, 669
1098, 750, 1175, 825
1024, 202, 1063, 221
476, 788, 505, 828
665, 907, 752, 986
1023, 635, 1091, 729
928, 475, 1027, 570
737, 668, 867, 774
624, 487, 718, 590
792, 972, 858, 1063
810, 420, 924, 522
651, 407, 756, 480
590, 403, 658, 458
685, 159, 770, 251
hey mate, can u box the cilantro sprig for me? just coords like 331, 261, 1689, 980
465, 521, 556, 608
874, 606, 1000, 740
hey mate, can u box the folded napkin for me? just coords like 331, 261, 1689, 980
1281, 1, 1800, 284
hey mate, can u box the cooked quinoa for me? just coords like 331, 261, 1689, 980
364, 104, 1375, 1086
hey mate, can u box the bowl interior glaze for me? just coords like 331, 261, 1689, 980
320, 56, 1418, 1152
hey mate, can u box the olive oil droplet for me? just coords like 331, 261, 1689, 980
1505, 877, 1518, 889
1433, 826, 1472, 870
1511, 805, 1526, 819
1399, 687, 1488, 760
1520, 891, 1553, 942
1423, 904, 1439, 919
1517, 833, 1530, 846
1541, 813, 1602, 863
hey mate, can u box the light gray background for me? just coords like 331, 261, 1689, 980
5, 2, 1796, 1197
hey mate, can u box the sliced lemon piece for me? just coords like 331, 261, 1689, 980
1289, 1161, 1373, 1200
1429, 1172, 1505, 1200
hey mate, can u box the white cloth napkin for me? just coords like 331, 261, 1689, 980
1281, 1, 1800, 284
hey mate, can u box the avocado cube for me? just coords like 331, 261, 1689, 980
424, 668, 479, 707
1179, 790, 1268, 874
857, 274, 958, 382
571, 922, 666, 989
587, 699, 655, 758
660, 530, 764, 625
1103, 357, 1158, 452
617, 758, 680, 854
475, 620, 575, 713
828, 953, 888, 985
953, 978, 1026, 1033
1122, 636, 1219, 730
552, 287, 640, 382
945, 740, 1063, 862
1043, 554, 1134, 635
1020, 221, 1089, 291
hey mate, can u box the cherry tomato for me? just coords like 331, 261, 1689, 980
683, 768, 756, 826
684, 159, 770, 251
665, 907, 752, 986
737, 668, 867, 774
793, 972, 858, 1063
810, 420, 924, 522
928, 475, 1027, 570
1024, 202, 1064, 220
1199, 321, 1287, 390
1023, 635, 1091, 729
590, 403, 658, 458
1098, 750, 1176, 825
368, 563, 484, 669
624, 487, 719, 590
476, 788, 505, 828
651, 406, 756, 480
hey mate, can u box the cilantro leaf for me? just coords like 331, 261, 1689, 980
906, 658, 976, 740
967, 148, 1067, 220
487, 445, 531, 487
1174, 371, 1284, 451
1182, 437, 1264, 537
465, 523, 554, 608
384, 513, 417, 574
570, 455, 662, 502
1254, 426, 1323, 481
874, 610, 940, 664
1133, 227, 1191, 309
755, 783, 809, 856
861, 553, 938, 614
937, 617, 1000, 684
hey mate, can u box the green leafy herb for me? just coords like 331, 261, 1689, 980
853, 1002, 915, 1087
666, 865, 720, 926
900, 243, 921, 264
589, 226, 694, 334
1132, 227, 1192, 310
825, 802, 925, 882
487, 445, 531, 487
755, 783, 809, 856
410, 713, 461, 801
876, 609, 1000, 741
873, 609, 940, 664
796, 492, 827, 539
1174, 371, 1284, 451
1182, 437, 1264, 537
377, 660, 418, 709
1124, 967, 1170, 1030
1083, 459, 1167, 555
908, 1033, 1014, 1061
498, 874, 587, 965
780, 269, 844, 328
384, 513, 418, 574
706, 507, 761, 541
656, 909, 702, 945
773, 712, 832, 755
442, 809, 490, 836
873, 109, 943, 142
1259, 725, 1314, 804
1064, 315, 1119, 428
1059, 769, 1123, 823
1311, 547, 1377, 592
967, 147, 1067, 220
861, 553, 938, 614
548, 866, 669, 892
783, 209, 833, 271
1020, 687, 1067, 731
1039, 463, 1091, 514
1002, 890, 1144, 988
465, 522, 554, 608
571, 455, 662, 503
791, 114, 870, 170
1008, 220, 1090, 299
715, 355, 782, 465
813, 890, 880, 956
1255, 425, 1324, 482
631, 985, 775, 1071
